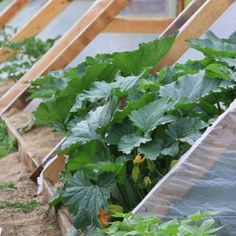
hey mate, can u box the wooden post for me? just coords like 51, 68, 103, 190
0, 0, 28, 28
153, 0, 235, 72
0, 0, 131, 114
177, 0, 185, 15
0, 0, 71, 62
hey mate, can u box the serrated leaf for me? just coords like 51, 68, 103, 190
188, 31, 236, 58
62, 171, 114, 230
113, 36, 175, 75
167, 117, 208, 145
129, 98, 175, 134
118, 133, 151, 154
160, 70, 234, 105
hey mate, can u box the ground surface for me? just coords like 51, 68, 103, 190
0, 153, 61, 236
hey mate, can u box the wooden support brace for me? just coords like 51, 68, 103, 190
0, 0, 131, 114
0, 0, 28, 28
103, 17, 174, 33
0, 0, 71, 62
153, 0, 235, 72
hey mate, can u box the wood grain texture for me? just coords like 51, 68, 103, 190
104, 17, 174, 33
0, 0, 28, 28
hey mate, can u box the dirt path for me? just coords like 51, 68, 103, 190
0, 153, 61, 236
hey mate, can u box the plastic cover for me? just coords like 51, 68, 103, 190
133, 2, 236, 235
134, 99, 236, 235
0, 0, 14, 13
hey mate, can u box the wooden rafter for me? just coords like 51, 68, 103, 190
0, 0, 131, 114
104, 17, 174, 33
0, 0, 71, 62
0, 0, 28, 28
153, 0, 235, 72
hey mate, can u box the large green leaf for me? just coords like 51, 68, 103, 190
62, 97, 119, 150
118, 133, 151, 154
33, 96, 75, 132
62, 171, 114, 230
188, 31, 236, 58
129, 98, 175, 134
113, 36, 175, 75
167, 117, 208, 145
159, 71, 234, 105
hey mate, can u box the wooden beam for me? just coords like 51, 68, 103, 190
161, 0, 206, 37
0, 0, 131, 114
153, 0, 234, 72
0, 0, 71, 62
177, 0, 185, 15
103, 17, 174, 33
0, 0, 28, 28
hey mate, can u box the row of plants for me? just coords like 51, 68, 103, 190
0, 119, 16, 157
28, 30, 236, 234
0, 25, 57, 83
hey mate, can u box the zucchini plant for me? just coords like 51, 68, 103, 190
30, 31, 236, 232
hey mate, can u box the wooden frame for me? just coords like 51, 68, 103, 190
0, 0, 131, 114
0, 0, 71, 62
0, 0, 28, 28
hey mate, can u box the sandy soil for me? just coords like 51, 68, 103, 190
0, 153, 61, 236
4, 109, 63, 165
0, 80, 15, 98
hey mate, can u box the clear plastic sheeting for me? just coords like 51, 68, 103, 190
133, 99, 236, 235
37, 0, 93, 40
8, 0, 48, 30
119, 0, 177, 17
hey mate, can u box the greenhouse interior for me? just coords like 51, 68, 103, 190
0, 0, 236, 235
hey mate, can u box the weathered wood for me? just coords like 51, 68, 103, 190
161, 0, 206, 37
0, 0, 28, 28
104, 17, 174, 33
153, 0, 234, 72
0, 0, 71, 62
0, 0, 130, 114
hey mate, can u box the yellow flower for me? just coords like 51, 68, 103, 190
133, 153, 145, 165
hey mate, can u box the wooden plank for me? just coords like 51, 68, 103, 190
0, 0, 71, 61
177, 0, 185, 15
153, 0, 234, 72
0, 0, 28, 28
104, 17, 174, 33
0, 0, 131, 114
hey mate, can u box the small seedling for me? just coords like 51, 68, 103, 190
0, 199, 40, 213
0, 181, 17, 191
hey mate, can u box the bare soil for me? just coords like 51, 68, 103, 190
0, 153, 61, 236
4, 109, 63, 165
0, 80, 15, 98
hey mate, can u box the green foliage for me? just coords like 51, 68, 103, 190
101, 212, 222, 236
0, 119, 17, 157
30, 31, 236, 231
0, 199, 39, 213
0, 181, 17, 191
0, 26, 57, 82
